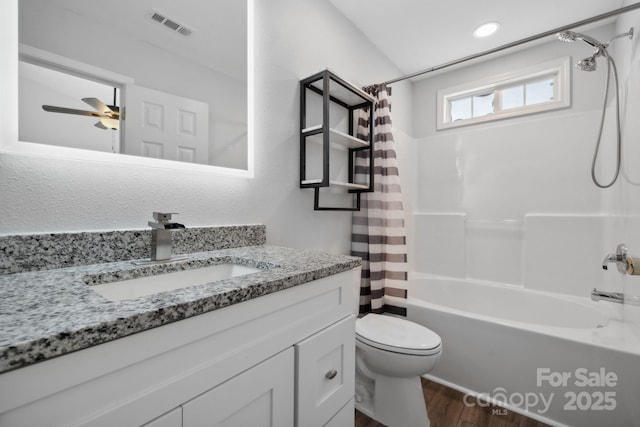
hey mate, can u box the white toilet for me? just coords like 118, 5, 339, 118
354, 313, 442, 427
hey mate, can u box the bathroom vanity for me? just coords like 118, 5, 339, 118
0, 227, 360, 427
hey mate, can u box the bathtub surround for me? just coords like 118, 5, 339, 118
408, 14, 640, 338
352, 83, 409, 315
0, 225, 266, 275
406, 16, 640, 427
410, 24, 620, 293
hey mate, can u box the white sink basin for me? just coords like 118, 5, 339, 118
90, 264, 262, 302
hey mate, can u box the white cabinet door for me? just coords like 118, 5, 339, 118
124, 84, 209, 164
324, 399, 354, 427
142, 407, 182, 427
296, 315, 355, 427
182, 348, 294, 427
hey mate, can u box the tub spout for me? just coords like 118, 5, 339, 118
591, 288, 624, 304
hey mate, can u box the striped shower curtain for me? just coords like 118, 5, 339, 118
351, 83, 408, 315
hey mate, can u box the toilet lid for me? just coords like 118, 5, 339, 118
356, 314, 441, 356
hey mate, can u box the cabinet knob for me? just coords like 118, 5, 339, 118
325, 369, 338, 380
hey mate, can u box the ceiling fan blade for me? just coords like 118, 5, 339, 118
82, 97, 112, 115
42, 105, 102, 117
94, 121, 108, 129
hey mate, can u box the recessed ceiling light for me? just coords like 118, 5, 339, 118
473, 21, 501, 38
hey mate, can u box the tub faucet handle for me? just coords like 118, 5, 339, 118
602, 243, 628, 274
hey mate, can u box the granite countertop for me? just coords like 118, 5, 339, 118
0, 245, 361, 374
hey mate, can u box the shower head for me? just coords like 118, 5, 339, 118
576, 54, 598, 72
556, 30, 605, 49
556, 31, 578, 43
557, 28, 634, 72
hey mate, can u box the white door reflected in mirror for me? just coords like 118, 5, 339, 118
125, 85, 210, 164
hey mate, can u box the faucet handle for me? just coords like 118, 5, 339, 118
602, 243, 628, 273
153, 212, 179, 222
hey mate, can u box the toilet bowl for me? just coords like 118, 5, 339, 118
355, 313, 442, 427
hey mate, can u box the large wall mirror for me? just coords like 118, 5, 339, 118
16, 0, 251, 174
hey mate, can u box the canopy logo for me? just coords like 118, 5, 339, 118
463, 368, 618, 414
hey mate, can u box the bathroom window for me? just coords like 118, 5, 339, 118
437, 57, 570, 130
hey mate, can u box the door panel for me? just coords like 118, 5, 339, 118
124, 84, 209, 164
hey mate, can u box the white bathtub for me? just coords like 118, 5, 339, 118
400, 275, 640, 427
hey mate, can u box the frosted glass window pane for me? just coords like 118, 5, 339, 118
450, 97, 471, 121
501, 85, 524, 110
526, 78, 554, 105
472, 93, 494, 117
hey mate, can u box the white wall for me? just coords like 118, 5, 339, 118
252, 0, 412, 253
408, 24, 628, 299
0, 0, 412, 258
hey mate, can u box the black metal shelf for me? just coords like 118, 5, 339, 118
300, 69, 375, 211
301, 126, 369, 150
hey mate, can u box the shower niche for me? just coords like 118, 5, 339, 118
299, 69, 374, 211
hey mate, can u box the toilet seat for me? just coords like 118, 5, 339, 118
356, 314, 441, 356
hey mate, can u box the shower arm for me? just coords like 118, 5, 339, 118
606, 27, 634, 47
564, 27, 634, 59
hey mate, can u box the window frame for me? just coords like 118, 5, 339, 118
436, 57, 571, 130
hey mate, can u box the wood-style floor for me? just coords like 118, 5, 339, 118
355, 378, 551, 427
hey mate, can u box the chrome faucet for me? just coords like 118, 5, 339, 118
591, 289, 624, 304
594, 242, 636, 304
148, 212, 185, 261
601, 243, 640, 275
602, 243, 628, 273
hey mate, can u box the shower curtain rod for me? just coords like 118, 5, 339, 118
384, 2, 640, 85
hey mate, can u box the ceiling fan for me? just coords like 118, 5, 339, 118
42, 87, 120, 130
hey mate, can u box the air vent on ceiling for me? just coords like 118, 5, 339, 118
146, 10, 195, 37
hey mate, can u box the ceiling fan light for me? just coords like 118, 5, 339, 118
100, 117, 119, 130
